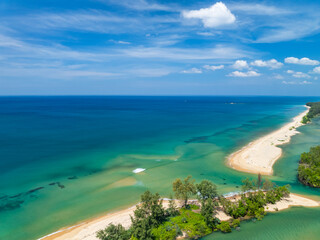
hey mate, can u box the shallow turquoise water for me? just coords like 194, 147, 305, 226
203, 207, 320, 240
0, 96, 319, 239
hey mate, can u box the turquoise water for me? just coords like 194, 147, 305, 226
0, 96, 319, 239
203, 207, 320, 240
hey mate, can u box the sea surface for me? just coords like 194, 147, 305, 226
0, 96, 320, 240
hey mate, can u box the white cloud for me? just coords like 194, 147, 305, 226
285, 57, 319, 65
181, 68, 202, 74
228, 70, 260, 77
0, 66, 119, 79
230, 3, 293, 15
232, 60, 249, 70
313, 66, 320, 74
255, 15, 320, 43
103, 0, 171, 11
129, 67, 174, 77
203, 64, 224, 71
110, 40, 131, 44
14, 11, 135, 34
282, 80, 312, 85
121, 45, 250, 60
6, 9, 180, 35
197, 32, 215, 36
301, 80, 312, 84
182, 2, 236, 28
293, 72, 311, 78
282, 81, 295, 85
274, 74, 284, 79
251, 59, 283, 69
287, 70, 311, 78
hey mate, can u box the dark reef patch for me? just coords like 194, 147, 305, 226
0, 199, 24, 212
27, 187, 44, 194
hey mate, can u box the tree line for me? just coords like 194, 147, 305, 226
97, 175, 290, 240
301, 102, 320, 124
298, 145, 320, 187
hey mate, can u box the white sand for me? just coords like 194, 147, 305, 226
39, 206, 136, 240
40, 194, 318, 240
266, 193, 319, 212
228, 107, 309, 175
39, 200, 181, 240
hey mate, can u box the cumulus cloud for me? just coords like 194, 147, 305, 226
293, 72, 310, 78
232, 60, 249, 70
182, 2, 236, 28
181, 68, 202, 74
285, 57, 319, 65
286, 70, 311, 79
228, 70, 260, 77
251, 59, 283, 69
313, 66, 320, 74
203, 64, 224, 71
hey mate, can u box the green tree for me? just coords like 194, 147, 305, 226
166, 195, 179, 217
196, 180, 218, 201
298, 145, 320, 188
130, 191, 166, 239
302, 115, 310, 124
217, 221, 231, 233
173, 175, 196, 206
241, 178, 255, 192
262, 179, 274, 191
231, 219, 240, 229
152, 222, 182, 240
171, 209, 212, 239
200, 199, 218, 230
96, 224, 130, 240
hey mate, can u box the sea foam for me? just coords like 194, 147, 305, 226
133, 168, 146, 173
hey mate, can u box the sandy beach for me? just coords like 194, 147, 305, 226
39, 193, 318, 240
228, 107, 310, 175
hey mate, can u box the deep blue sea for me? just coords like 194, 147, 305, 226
0, 96, 320, 240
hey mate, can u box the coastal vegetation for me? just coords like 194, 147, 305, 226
301, 102, 320, 124
298, 145, 320, 187
97, 176, 290, 240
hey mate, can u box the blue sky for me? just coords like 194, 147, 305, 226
1, 0, 320, 95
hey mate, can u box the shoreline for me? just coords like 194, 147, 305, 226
228, 106, 310, 175
38, 106, 315, 240
39, 193, 319, 240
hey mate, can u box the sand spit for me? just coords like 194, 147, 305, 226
228, 107, 309, 175
39, 193, 318, 240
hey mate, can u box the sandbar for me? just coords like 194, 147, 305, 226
228, 107, 309, 175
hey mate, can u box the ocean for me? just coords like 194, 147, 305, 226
0, 96, 319, 239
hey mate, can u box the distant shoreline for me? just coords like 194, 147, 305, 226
39, 193, 319, 240
228, 106, 310, 175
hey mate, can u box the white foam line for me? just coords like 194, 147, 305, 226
38, 223, 84, 239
